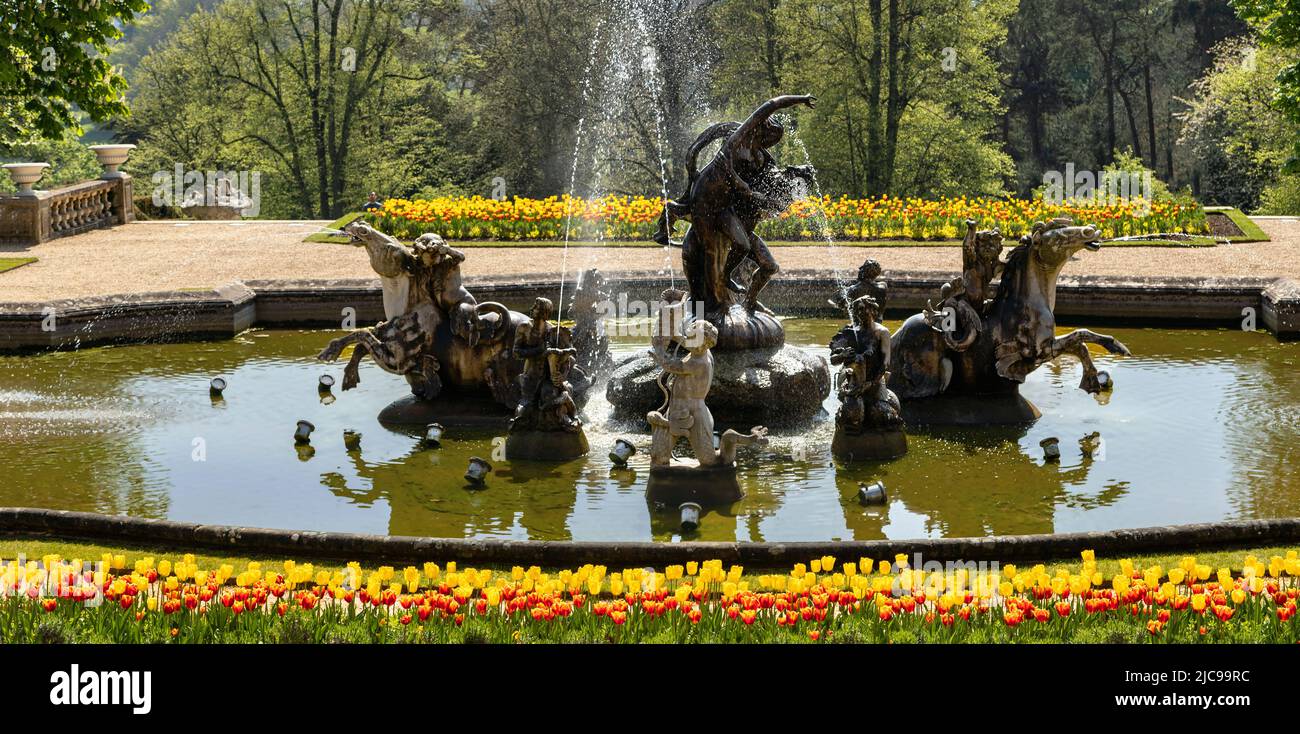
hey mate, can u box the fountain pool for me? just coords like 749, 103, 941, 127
1, 320, 1297, 542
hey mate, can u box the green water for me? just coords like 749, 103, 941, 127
1, 321, 1297, 542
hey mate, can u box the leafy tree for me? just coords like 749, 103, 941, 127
0, 0, 150, 145
1179, 38, 1291, 210
120, 0, 471, 218
1233, 0, 1300, 173
778, 0, 1018, 196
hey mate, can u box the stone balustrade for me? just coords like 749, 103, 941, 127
0, 173, 133, 246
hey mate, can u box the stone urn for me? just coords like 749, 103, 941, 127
2, 162, 50, 197
88, 144, 136, 179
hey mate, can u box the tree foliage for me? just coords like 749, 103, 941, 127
0, 0, 150, 146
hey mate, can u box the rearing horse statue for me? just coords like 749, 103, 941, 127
889, 218, 1131, 401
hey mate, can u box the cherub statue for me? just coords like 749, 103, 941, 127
510, 297, 584, 433
830, 258, 887, 322
646, 319, 768, 467
830, 296, 903, 434
923, 219, 1004, 352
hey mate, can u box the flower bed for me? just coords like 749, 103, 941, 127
2, 549, 1296, 644
364, 195, 1209, 243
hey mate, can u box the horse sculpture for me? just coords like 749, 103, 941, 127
889, 217, 1131, 402
316, 221, 534, 407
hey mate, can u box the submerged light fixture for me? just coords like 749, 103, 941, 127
609, 438, 637, 466
858, 481, 887, 506
465, 457, 492, 486
679, 502, 702, 531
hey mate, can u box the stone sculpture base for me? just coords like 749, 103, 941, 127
831, 427, 908, 461
710, 304, 785, 351
645, 462, 744, 507
378, 393, 512, 428
505, 429, 589, 461
607, 345, 830, 427
900, 392, 1041, 426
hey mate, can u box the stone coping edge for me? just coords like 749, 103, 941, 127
2, 508, 1298, 567
1, 272, 1297, 353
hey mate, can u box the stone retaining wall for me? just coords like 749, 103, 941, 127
2, 272, 1297, 353
2, 508, 1297, 567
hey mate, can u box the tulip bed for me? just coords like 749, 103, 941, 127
2, 547, 1298, 644
363, 195, 1208, 243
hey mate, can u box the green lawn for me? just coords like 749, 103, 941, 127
1205, 205, 1272, 242
0, 257, 36, 274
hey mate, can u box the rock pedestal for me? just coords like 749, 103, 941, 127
645, 462, 744, 507
899, 391, 1041, 426
378, 393, 511, 428
607, 344, 830, 427
505, 429, 589, 461
831, 428, 908, 461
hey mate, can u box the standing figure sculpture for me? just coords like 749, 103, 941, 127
506, 297, 589, 460
606, 96, 831, 426
644, 319, 769, 507
830, 258, 888, 322
830, 296, 907, 460
654, 94, 817, 348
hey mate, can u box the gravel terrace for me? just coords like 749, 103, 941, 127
1, 217, 1298, 304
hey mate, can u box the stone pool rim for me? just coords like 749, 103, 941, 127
1, 270, 1298, 353
2, 507, 1297, 567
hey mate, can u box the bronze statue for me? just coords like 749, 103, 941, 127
830, 296, 906, 459
889, 218, 1131, 419
654, 94, 816, 339
317, 222, 587, 428
506, 297, 589, 460
317, 223, 470, 398
830, 258, 887, 322
510, 297, 584, 433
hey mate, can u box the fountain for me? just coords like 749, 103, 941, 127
607, 94, 833, 427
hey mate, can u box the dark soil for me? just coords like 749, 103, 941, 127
1207, 212, 1244, 238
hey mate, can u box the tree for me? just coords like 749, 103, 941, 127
779, 0, 1018, 196
0, 0, 149, 145
1179, 38, 1291, 210
122, 0, 470, 218
1234, 0, 1300, 173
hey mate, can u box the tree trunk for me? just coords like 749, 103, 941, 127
866, 0, 884, 194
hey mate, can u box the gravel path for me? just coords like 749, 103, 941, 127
2, 217, 1298, 303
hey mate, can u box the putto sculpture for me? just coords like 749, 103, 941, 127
644, 300, 769, 507
830, 258, 887, 320
889, 217, 1131, 423
829, 295, 906, 460
506, 297, 589, 460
